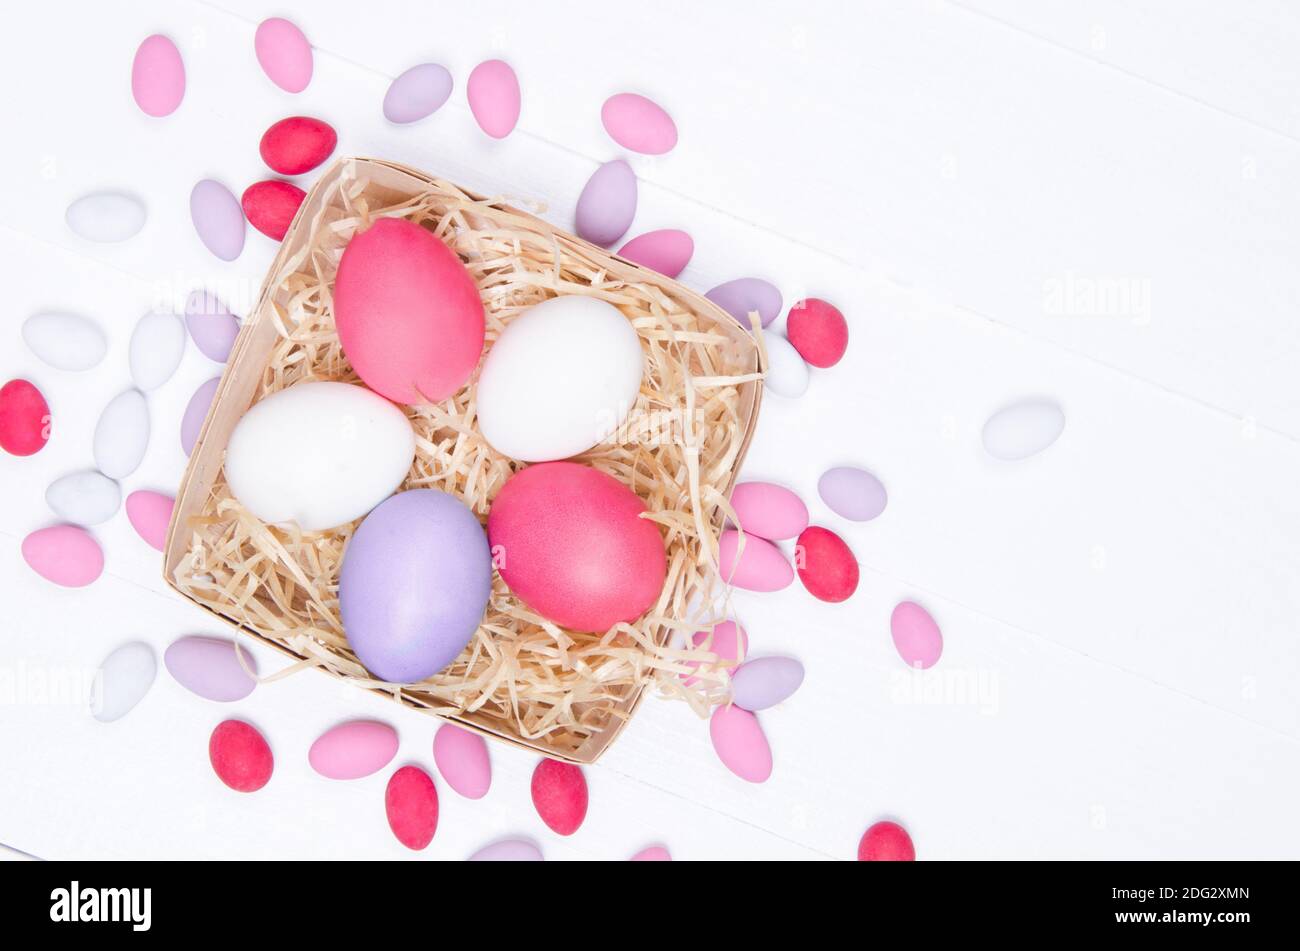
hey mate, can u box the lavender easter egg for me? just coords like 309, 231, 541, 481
340, 490, 492, 683
184, 290, 240, 362
384, 63, 453, 123
705, 278, 782, 329
190, 179, 245, 261
575, 160, 637, 246
181, 377, 220, 456
731, 656, 804, 711
164, 636, 257, 701
818, 466, 887, 522
469, 839, 543, 862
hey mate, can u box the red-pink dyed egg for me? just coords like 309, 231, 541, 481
334, 218, 485, 404
709, 705, 772, 783
858, 820, 915, 861
1, 379, 50, 456
617, 229, 693, 278
259, 116, 336, 176
131, 34, 185, 117
242, 180, 305, 240
601, 93, 678, 155
683, 620, 747, 686
531, 759, 587, 836
795, 526, 859, 602
718, 529, 793, 592
209, 719, 273, 792
125, 490, 174, 552
22, 525, 103, 587
386, 765, 439, 850
786, 298, 848, 368
487, 462, 667, 633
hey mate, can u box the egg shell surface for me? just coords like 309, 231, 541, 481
574, 159, 637, 246
190, 179, 245, 261
125, 489, 174, 551
709, 705, 772, 783
308, 721, 399, 780
433, 723, 491, 799
786, 297, 848, 368
242, 179, 305, 240
718, 529, 793, 592
334, 217, 485, 404
164, 636, 257, 701
795, 526, 859, 602
469, 839, 543, 861
601, 93, 678, 154
487, 462, 667, 633
1, 379, 51, 456
466, 59, 520, 137
180, 376, 220, 455
90, 642, 156, 723
184, 291, 240, 362
730, 481, 808, 540
384, 63, 453, 123
209, 720, 273, 792
22, 525, 103, 587
254, 17, 312, 92
46, 471, 120, 526
762, 333, 810, 397
475, 295, 644, 462
128, 311, 185, 391
259, 116, 336, 175
982, 398, 1066, 461
340, 489, 493, 682
386, 765, 439, 849
65, 191, 145, 243
731, 656, 804, 711
131, 34, 185, 117
630, 845, 672, 861
891, 600, 943, 669
531, 759, 588, 836
93, 389, 149, 479
682, 620, 747, 687
705, 277, 782, 329
818, 466, 887, 522
617, 229, 693, 278
23, 313, 107, 371
858, 821, 915, 861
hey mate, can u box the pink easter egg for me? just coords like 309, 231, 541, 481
795, 526, 859, 602
730, 481, 808, 541
617, 229, 693, 278
386, 765, 439, 850
531, 759, 588, 836
709, 704, 772, 783
210, 719, 273, 792
469, 839, 543, 861
718, 529, 793, 592
433, 723, 492, 799
682, 620, 747, 687
131, 34, 185, 117
125, 490, 174, 552
601, 93, 678, 155
181, 376, 220, 456
891, 600, 943, 669
308, 720, 399, 780
254, 17, 312, 93
858, 820, 915, 861
630, 845, 671, 861
22, 525, 103, 587
467, 59, 520, 138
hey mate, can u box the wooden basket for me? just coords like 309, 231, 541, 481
164, 157, 763, 763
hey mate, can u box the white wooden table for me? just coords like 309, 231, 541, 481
1, 0, 1298, 860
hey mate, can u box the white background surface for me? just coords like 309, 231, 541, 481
2, 0, 1298, 860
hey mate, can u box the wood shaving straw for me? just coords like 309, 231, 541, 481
172, 161, 762, 757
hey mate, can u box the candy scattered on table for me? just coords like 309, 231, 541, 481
225, 381, 414, 531
476, 296, 643, 462
23, 312, 107, 371
386, 766, 439, 850
630, 845, 672, 861
308, 721, 399, 780
131, 34, 185, 117
190, 179, 245, 261
125, 490, 174, 552
706, 277, 782, 329
761, 333, 809, 397
857, 820, 915, 861
731, 657, 804, 711
242, 179, 306, 240
488, 462, 668, 632
260, 116, 337, 175
65, 191, 146, 243
817, 466, 886, 522
710, 705, 772, 783
334, 217, 485, 403
340, 490, 493, 682
22, 525, 103, 587
786, 298, 848, 368
718, 529, 793, 592
982, 398, 1065, 461
93, 389, 149, 479
617, 229, 693, 278
184, 290, 240, 362
531, 759, 588, 836
180, 376, 220, 456
46, 471, 120, 526
683, 620, 748, 686
1, 379, 51, 456
730, 481, 808, 540
469, 839, 543, 861
128, 311, 185, 391
575, 159, 637, 246
164, 636, 256, 702
466, 59, 520, 138
384, 63, 454, 123
795, 526, 859, 602
433, 723, 492, 800
209, 719, 274, 792
890, 600, 942, 669
90, 642, 156, 723
601, 93, 677, 155
254, 17, 312, 93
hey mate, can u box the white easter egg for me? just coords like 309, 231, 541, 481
476, 296, 644, 462
65, 191, 146, 243
93, 389, 150, 479
22, 312, 107, 371
224, 381, 415, 531
128, 311, 186, 391
46, 470, 121, 525
90, 641, 157, 722
763, 333, 809, 397
982, 398, 1065, 461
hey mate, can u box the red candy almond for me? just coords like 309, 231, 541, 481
531, 758, 588, 836
385, 765, 439, 850
209, 719, 273, 792
786, 297, 848, 368
794, 526, 859, 602
857, 820, 915, 861
259, 116, 337, 176
0, 379, 51, 456
242, 180, 306, 240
